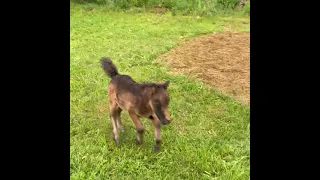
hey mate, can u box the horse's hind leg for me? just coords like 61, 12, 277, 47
110, 103, 121, 144
116, 108, 124, 133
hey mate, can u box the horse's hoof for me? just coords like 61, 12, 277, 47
153, 145, 160, 152
114, 138, 120, 144
136, 139, 143, 145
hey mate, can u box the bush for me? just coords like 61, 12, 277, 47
217, 0, 240, 9
242, 1, 250, 16
72, 0, 246, 16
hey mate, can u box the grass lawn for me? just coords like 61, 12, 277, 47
70, 3, 250, 180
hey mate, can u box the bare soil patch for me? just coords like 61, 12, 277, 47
158, 32, 250, 105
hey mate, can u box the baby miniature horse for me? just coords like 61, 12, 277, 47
101, 57, 171, 151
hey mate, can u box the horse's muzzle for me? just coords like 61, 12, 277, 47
160, 118, 171, 125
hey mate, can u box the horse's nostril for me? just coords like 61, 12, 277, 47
159, 118, 171, 125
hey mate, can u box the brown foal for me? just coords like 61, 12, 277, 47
101, 57, 171, 151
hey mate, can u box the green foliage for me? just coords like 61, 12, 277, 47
242, 1, 250, 16
71, 0, 248, 16
217, 0, 240, 9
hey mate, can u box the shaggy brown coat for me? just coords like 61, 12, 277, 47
101, 57, 171, 151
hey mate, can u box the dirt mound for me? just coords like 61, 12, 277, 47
158, 32, 250, 105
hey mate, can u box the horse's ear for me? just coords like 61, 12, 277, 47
150, 86, 157, 95
162, 81, 170, 89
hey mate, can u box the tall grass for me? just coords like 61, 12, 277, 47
71, 0, 249, 16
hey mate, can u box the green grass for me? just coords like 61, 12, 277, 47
71, 2, 250, 180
